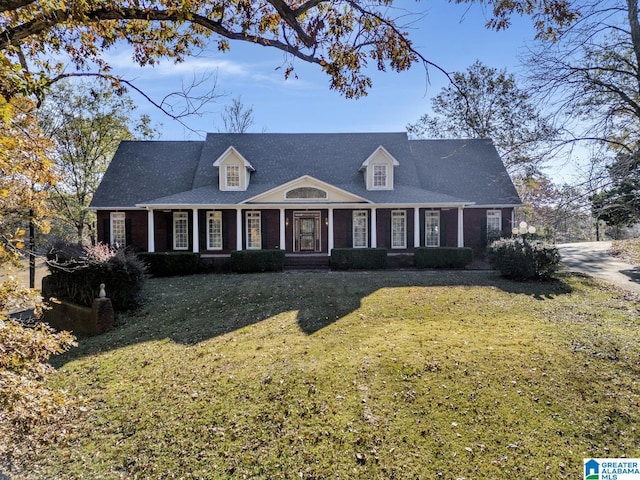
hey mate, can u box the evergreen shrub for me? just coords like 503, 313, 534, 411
230, 249, 285, 273
43, 243, 146, 311
138, 252, 203, 277
414, 247, 473, 269
330, 248, 387, 270
486, 237, 560, 281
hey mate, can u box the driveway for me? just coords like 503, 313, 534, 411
557, 241, 640, 294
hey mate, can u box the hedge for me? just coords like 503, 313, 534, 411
414, 247, 473, 269
330, 248, 387, 270
138, 252, 203, 277
43, 248, 146, 311
230, 249, 285, 273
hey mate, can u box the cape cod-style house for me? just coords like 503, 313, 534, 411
90, 132, 521, 268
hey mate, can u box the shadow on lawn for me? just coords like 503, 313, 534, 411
53, 270, 574, 366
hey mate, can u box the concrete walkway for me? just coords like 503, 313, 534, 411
557, 241, 640, 294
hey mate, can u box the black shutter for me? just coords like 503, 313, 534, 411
347, 211, 353, 247
223, 211, 229, 251
125, 218, 132, 247
199, 211, 207, 251
103, 218, 110, 245
481, 217, 488, 247
386, 210, 392, 249
260, 212, 267, 249
440, 214, 446, 247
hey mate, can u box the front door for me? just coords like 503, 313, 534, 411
294, 211, 321, 252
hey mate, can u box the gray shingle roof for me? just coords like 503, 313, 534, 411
90, 133, 521, 208
91, 140, 203, 208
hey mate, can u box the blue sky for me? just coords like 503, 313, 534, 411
109, 0, 539, 140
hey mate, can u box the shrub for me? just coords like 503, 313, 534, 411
230, 249, 285, 273
486, 237, 560, 281
138, 252, 203, 277
330, 248, 387, 270
43, 244, 146, 311
414, 247, 473, 269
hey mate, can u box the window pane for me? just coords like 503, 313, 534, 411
174, 212, 188, 250
246, 211, 261, 249
425, 211, 440, 247
373, 164, 387, 187
391, 210, 406, 248
353, 211, 368, 248
207, 211, 223, 250
226, 165, 240, 188
285, 187, 327, 199
487, 210, 502, 238
111, 212, 126, 247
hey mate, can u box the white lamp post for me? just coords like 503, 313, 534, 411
513, 221, 536, 236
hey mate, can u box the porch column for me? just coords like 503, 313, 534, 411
236, 208, 243, 250
457, 207, 464, 247
192, 208, 199, 253
279, 208, 286, 250
328, 208, 334, 254
414, 207, 420, 248
370, 207, 377, 248
147, 209, 155, 252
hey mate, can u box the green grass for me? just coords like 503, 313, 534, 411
19, 271, 640, 479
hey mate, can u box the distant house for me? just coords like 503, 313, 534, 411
90, 132, 521, 267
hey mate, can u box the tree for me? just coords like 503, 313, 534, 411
407, 60, 557, 176
0, 0, 578, 104
527, 0, 640, 213
0, 95, 55, 262
220, 96, 255, 134
38, 80, 158, 244
591, 151, 640, 229
0, 96, 77, 476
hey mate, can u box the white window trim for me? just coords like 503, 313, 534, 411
225, 164, 241, 190
352, 210, 369, 248
372, 163, 388, 189
110, 212, 126, 247
246, 211, 262, 250
173, 212, 189, 250
391, 210, 407, 249
425, 210, 440, 247
487, 210, 502, 238
207, 211, 223, 250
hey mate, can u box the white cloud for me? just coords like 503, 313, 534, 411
104, 49, 251, 79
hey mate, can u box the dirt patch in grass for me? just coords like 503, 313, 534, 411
13, 271, 640, 479
611, 238, 640, 265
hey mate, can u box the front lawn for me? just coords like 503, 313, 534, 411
17, 270, 640, 479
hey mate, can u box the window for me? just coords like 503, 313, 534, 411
372, 164, 388, 188
173, 212, 189, 250
487, 210, 502, 239
207, 211, 223, 250
352, 210, 368, 248
246, 211, 261, 249
425, 210, 440, 247
391, 210, 406, 249
285, 187, 327, 199
110, 212, 126, 247
226, 165, 240, 188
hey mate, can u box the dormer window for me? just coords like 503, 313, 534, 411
226, 165, 240, 189
360, 146, 399, 191
372, 164, 388, 188
213, 146, 255, 191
